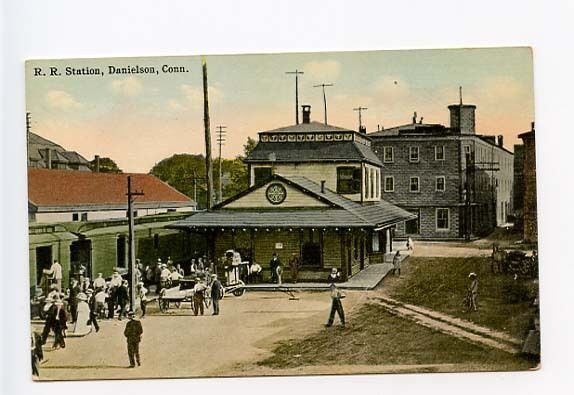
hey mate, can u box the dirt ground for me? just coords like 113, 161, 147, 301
35, 290, 366, 381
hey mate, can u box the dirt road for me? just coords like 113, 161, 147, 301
36, 290, 364, 381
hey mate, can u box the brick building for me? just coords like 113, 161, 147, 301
517, 123, 537, 243
170, 106, 415, 281
28, 131, 91, 171
368, 102, 514, 240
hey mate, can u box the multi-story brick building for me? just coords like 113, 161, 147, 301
516, 123, 537, 243
368, 102, 514, 240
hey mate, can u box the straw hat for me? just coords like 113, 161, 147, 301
77, 293, 88, 301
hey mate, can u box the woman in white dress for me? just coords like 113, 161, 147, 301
71, 293, 91, 336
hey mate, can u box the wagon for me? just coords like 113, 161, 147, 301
158, 279, 197, 313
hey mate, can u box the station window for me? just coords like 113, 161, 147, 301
337, 167, 361, 194
254, 167, 272, 185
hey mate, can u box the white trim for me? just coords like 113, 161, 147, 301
435, 176, 446, 192
384, 175, 395, 192
409, 176, 420, 193
409, 146, 420, 162
435, 145, 445, 160
436, 208, 450, 231
383, 146, 394, 163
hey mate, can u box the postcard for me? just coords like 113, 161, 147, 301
26, 48, 539, 381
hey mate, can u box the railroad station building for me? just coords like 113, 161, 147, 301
170, 106, 415, 281
368, 101, 514, 240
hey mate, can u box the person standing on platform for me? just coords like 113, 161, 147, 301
137, 282, 148, 318
47, 260, 63, 292
116, 280, 129, 320
68, 278, 81, 324
269, 252, 281, 283
193, 277, 207, 316
288, 253, 301, 284
86, 289, 100, 332
123, 311, 143, 368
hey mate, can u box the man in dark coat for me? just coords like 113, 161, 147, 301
210, 274, 223, 315
86, 289, 100, 332
269, 253, 281, 283
123, 310, 143, 368
325, 269, 345, 328
68, 278, 81, 323
116, 280, 129, 320
288, 253, 301, 283
52, 300, 68, 348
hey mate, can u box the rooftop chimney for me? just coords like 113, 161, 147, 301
43, 148, 52, 169
320, 180, 326, 193
359, 125, 367, 134
301, 105, 311, 124
497, 135, 504, 148
94, 155, 100, 172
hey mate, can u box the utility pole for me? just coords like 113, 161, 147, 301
313, 83, 334, 124
353, 106, 368, 131
202, 57, 213, 209
126, 176, 144, 311
216, 125, 227, 203
285, 70, 304, 124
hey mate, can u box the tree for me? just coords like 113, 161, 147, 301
242, 137, 257, 159
89, 157, 122, 173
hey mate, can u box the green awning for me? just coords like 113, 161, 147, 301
28, 231, 78, 246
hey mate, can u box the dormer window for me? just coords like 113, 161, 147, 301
337, 167, 361, 194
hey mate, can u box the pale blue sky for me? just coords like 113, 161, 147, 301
26, 47, 534, 172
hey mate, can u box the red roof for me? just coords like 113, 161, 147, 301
28, 168, 193, 208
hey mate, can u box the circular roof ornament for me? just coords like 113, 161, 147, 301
266, 183, 287, 205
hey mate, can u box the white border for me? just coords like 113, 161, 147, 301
3, 1, 574, 394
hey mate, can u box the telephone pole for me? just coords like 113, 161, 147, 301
216, 125, 227, 203
126, 176, 144, 311
202, 57, 214, 209
313, 83, 333, 124
353, 106, 368, 131
285, 70, 304, 124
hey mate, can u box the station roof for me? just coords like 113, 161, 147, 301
168, 174, 415, 230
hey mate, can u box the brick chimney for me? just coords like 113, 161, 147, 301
43, 148, 52, 169
320, 180, 326, 193
94, 155, 100, 172
497, 135, 504, 148
301, 105, 311, 124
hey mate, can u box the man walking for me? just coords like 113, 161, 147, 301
325, 270, 345, 328
466, 272, 479, 312
210, 274, 223, 315
86, 289, 100, 332
123, 311, 143, 368
68, 278, 81, 324
392, 250, 401, 276
288, 253, 300, 283
137, 282, 148, 318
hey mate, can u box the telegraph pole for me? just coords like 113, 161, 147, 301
126, 176, 144, 311
216, 125, 227, 203
285, 70, 304, 124
353, 106, 368, 131
313, 83, 333, 124
202, 57, 214, 209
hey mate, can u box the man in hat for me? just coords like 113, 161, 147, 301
268, 252, 281, 283
47, 260, 63, 292
325, 269, 345, 328
108, 270, 122, 319
193, 277, 207, 316
137, 282, 148, 318
116, 280, 130, 320
466, 272, 479, 312
210, 274, 223, 315
93, 272, 106, 291
68, 278, 81, 323
52, 300, 68, 348
123, 310, 143, 368
40, 296, 56, 345
392, 250, 402, 276
327, 267, 341, 283
86, 289, 100, 332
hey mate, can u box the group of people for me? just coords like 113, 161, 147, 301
268, 252, 301, 284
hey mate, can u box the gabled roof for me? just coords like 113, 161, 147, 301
169, 174, 415, 229
28, 131, 91, 168
28, 168, 195, 211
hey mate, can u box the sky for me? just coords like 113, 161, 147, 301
25, 47, 534, 173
